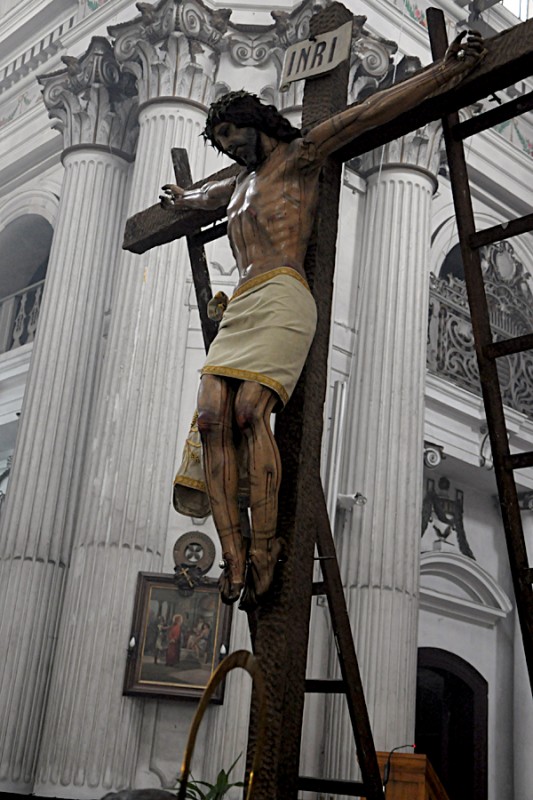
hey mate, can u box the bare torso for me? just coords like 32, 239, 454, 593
226, 140, 321, 288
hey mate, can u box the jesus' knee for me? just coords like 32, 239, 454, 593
196, 406, 226, 441
197, 375, 233, 441
234, 398, 265, 436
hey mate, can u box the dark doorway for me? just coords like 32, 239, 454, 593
415, 647, 487, 800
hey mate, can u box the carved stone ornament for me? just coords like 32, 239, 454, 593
224, 0, 330, 73
176, 0, 232, 48
38, 37, 138, 155
109, 0, 230, 106
424, 442, 445, 469
106, 0, 414, 114
428, 241, 533, 419
421, 476, 475, 559
348, 21, 397, 102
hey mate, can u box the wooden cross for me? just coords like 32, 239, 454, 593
122, 5, 533, 798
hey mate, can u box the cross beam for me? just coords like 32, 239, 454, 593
122, 14, 533, 256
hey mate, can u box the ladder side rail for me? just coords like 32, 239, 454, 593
315, 495, 383, 800
428, 8, 533, 694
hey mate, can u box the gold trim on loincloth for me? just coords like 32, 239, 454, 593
201, 366, 289, 406
230, 267, 311, 302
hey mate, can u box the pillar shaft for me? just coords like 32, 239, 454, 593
0, 147, 130, 793
325, 136, 438, 783
34, 99, 209, 798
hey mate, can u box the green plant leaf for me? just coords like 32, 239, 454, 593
175, 752, 244, 799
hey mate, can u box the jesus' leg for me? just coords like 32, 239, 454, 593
234, 380, 284, 599
197, 374, 245, 603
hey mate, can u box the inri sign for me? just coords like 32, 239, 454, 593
279, 20, 353, 91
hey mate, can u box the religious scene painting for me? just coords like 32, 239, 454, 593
123, 573, 232, 702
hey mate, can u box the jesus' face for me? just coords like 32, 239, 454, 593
213, 121, 264, 170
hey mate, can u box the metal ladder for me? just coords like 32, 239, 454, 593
172, 145, 384, 799
427, 8, 533, 694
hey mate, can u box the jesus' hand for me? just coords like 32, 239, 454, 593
159, 184, 186, 209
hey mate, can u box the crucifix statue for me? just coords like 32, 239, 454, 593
161, 31, 485, 608
120, 2, 533, 792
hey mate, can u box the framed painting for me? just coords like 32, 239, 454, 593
123, 572, 233, 702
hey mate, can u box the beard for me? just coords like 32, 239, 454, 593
229, 128, 265, 171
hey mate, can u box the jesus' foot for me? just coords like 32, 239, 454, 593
248, 536, 286, 600
218, 551, 246, 604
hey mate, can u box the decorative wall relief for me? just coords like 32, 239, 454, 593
428, 241, 533, 419
421, 476, 475, 559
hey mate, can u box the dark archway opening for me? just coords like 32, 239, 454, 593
415, 647, 487, 800
439, 242, 464, 281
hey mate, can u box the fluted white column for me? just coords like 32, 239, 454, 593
0, 141, 132, 795
34, 89, 211, 795
200, 613, 252, 793
324, 128, 440, 784
0, 35, 137, 793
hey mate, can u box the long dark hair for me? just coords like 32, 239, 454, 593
203, 90, 301, 153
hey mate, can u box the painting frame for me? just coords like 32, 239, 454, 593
123, 572, 233, 703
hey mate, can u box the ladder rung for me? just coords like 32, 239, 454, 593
297, 775, 368, 795
504, 452, 533, 470
189, 220, 228, 247
305, 678, 346, 693
469, 212, 533, 249
484, 334, 533, 359
312, 580, 326, 596
451, 88, 533, 140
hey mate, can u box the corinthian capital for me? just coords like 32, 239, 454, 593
109, 0, 231, 106
38, 37, 138, 156
358, 121, 443, 178
176, 0, 232, 47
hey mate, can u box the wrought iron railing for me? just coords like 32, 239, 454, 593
427, 241, 533, 419
0, 279, 45, 355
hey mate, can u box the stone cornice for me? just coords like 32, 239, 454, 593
37, 36, 138, 155
0, 14, 76, 97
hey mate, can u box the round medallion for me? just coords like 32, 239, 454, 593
173, 531, 216, 574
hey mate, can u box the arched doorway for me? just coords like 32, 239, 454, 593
0, 213, 53, 352
415, 647, 487, 800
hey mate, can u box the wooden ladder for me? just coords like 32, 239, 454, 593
427, 8, 533, 695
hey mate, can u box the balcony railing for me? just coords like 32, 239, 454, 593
427, 241, 533, 419
0, 279, 45, 355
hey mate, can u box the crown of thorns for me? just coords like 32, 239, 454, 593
202, 90, 301, 151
